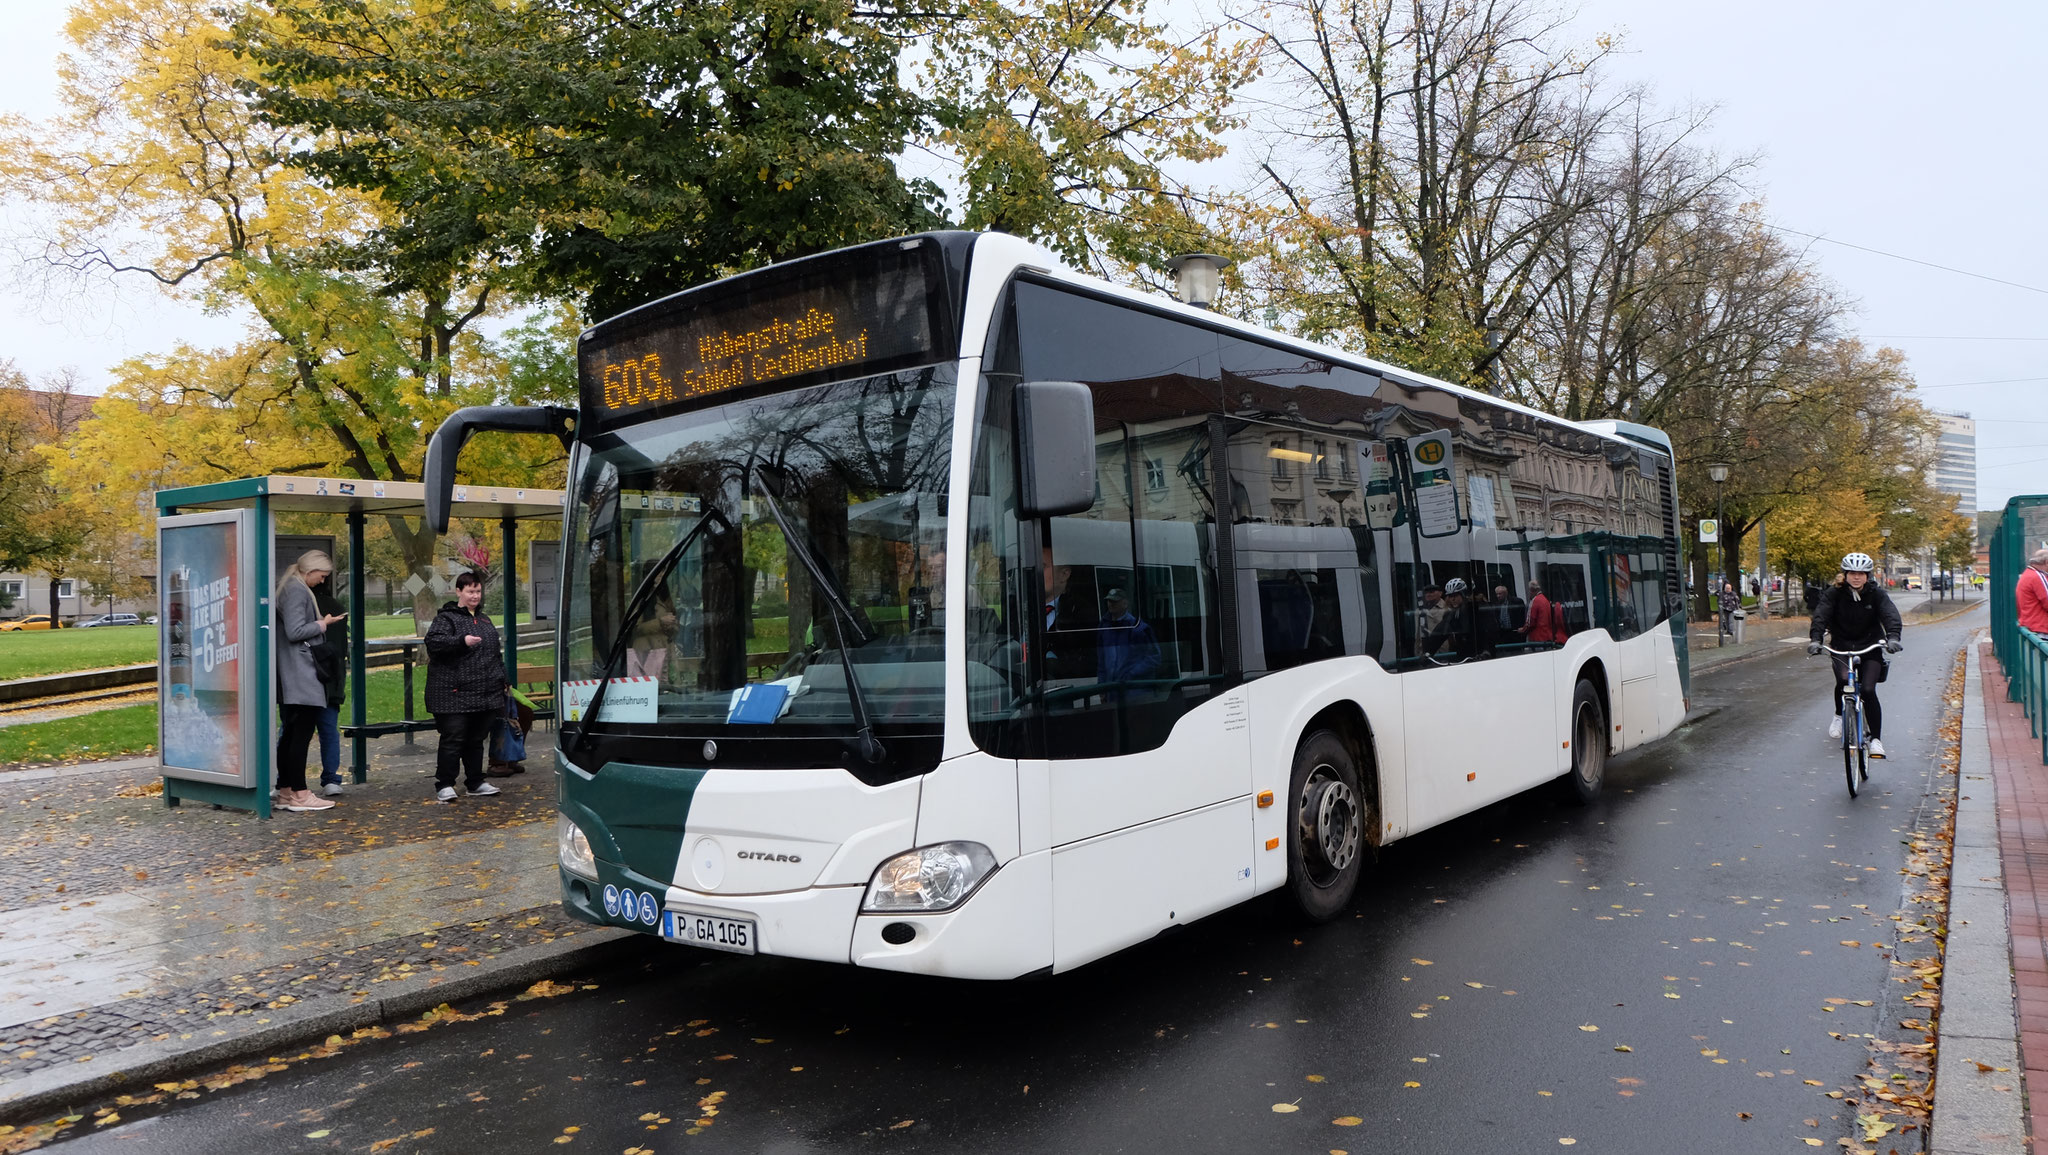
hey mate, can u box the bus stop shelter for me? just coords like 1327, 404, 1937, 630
154, 475, 565, 818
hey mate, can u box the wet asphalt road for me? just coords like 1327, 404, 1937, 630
63, 608, 1982, 1154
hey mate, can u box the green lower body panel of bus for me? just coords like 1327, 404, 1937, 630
556, 751, 704, 932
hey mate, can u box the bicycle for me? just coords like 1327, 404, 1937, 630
1817, 641, 1885, 798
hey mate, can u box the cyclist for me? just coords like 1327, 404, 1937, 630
1806, 552, 1903, 757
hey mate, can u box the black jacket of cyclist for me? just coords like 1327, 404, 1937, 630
1807, 552, 1902, 756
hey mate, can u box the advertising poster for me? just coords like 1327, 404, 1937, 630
530, 540, 560, 621
160, 513, 251, 784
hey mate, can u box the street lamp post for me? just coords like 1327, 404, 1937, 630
1708, 462, 1731, 646
1880, 526, 1893, 588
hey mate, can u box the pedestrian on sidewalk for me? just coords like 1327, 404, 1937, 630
424, 572, 507, 803
2018, 549, 2048, 635
274, 551, 345, 812
311, 580, 348, 797
1807, 552, 1903, 759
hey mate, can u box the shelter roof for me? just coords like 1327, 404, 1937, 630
156, 475, 565, 521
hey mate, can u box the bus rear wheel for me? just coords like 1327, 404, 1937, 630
1565, 680, 1607, 804
1287, 729, 1367, 922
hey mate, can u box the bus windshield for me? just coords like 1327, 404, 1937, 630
561, 364, 955, 740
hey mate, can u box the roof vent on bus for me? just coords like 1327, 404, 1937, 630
1166, 253, 1232, 311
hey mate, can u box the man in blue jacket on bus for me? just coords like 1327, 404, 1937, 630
1097, 588, 1161, 685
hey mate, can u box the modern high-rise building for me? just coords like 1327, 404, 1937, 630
1930, 409, 1977, 518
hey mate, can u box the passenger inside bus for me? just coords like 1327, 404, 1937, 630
1041, 544, 1100, 680
1097, 588, 1161, 685
625, 593, 680, 680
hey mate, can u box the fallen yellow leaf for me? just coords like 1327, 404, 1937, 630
1306, 1074, 1326, 1082
1402, 1081, 1421, 1089
1577, 1024, 1599, 1032
891, 1120, 915, 1130
1332, 1116, 1362, 1126
1411, 958, 1433, 966
1272, 1103, 1301, 1113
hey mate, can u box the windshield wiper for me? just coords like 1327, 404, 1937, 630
569, 507, 732, 756
752, 465, 885, 765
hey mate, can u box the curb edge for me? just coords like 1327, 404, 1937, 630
0, 924, 646, 1125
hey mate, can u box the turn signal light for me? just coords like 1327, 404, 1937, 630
1256, 791, 1274, 808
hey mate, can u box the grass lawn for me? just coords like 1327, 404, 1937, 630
0, 703, 158, 766
0, 615, 540, 682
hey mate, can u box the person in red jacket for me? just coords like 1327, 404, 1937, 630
1521, 580, 1565, 646
2019, 549, 2048, 634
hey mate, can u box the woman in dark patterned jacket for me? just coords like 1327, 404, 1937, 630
424, 572, 507, 803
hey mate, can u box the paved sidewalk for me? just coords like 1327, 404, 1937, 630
0, 728, 632, 1122
1959, 637, 2048, 1153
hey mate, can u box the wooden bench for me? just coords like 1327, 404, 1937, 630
517, 663, 557, 726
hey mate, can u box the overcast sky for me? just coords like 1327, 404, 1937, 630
0, 1, 2041, 510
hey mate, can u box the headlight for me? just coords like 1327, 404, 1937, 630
558, 814, 597, 879
862, 842, 998, 912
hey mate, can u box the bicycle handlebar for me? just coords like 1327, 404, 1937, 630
1817, 642, 1886, 657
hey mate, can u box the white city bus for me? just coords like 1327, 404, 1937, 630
426, 231, 1690, 979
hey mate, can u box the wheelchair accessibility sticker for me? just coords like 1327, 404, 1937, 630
603, 884, 661, 927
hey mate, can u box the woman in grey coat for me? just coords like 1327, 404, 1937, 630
275, 551, 346, 812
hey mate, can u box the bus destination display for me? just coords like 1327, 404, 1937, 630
582, 247, 938, 418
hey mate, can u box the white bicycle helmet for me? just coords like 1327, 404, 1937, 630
1841, 552, 1875, 573
1443, 578, 1469, 596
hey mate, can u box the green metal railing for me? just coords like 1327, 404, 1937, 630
1989, 495, 2048, 764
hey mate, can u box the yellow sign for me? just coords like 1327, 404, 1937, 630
1414, 439, 1445, 466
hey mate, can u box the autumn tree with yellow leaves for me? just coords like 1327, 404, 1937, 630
0, 0, 574, 625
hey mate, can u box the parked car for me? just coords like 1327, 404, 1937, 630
0, 615, 58, 631
76, 613, 143, 628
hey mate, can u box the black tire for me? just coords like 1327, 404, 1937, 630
1286, 729, 1369, 923
1564, 680, 1607, 804
1851, 692, 1867, 798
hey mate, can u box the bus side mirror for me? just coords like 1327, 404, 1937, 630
1016, 381, 1096, 519
424, 405, 575, 532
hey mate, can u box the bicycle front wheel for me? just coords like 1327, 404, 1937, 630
1842, 696, 1861, 798
1851, 724, 1867, 798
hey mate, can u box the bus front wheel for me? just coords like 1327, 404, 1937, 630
1565, 680, 1607, 804
1287, 729, 1366, 922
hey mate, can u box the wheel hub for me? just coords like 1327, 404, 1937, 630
1299, 767, 1361, 877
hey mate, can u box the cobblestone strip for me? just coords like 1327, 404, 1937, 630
0, 904, 605, 1082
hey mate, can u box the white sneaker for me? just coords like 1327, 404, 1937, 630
1868, 738, 1885, 759
1828, 716, 1842, 740
435, 786, 458, 803
465, 782, 501, 797
322, 782, 345, 797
